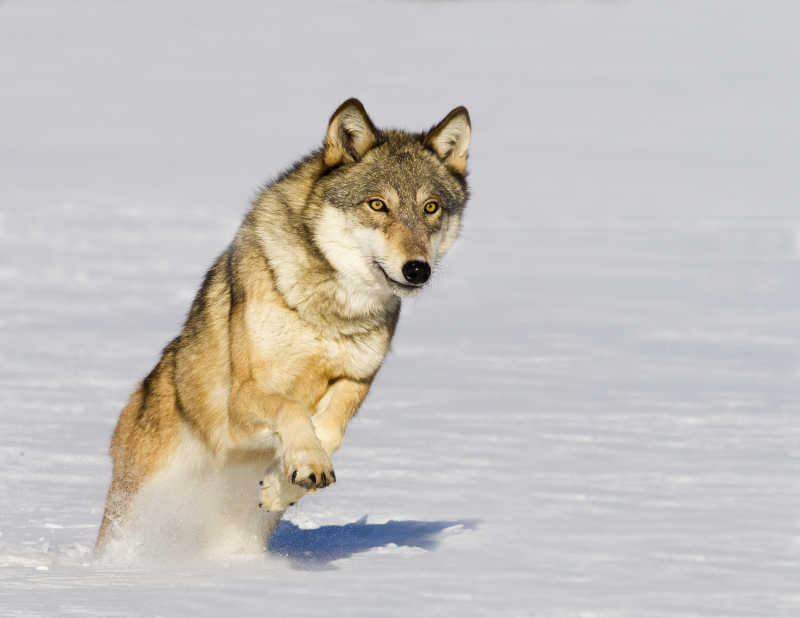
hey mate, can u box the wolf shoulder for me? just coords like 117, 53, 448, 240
176, 230, 395, 393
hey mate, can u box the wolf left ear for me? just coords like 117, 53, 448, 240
425, 107, 471, 175
324, 98, 378, 167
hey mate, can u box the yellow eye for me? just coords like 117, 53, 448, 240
424, 200, 440, 214
368, 198, 387, 212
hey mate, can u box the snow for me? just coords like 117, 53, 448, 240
2, 1, 800, 616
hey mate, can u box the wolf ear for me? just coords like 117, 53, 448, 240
425, 107, 471, 175
324, 98, 378, 167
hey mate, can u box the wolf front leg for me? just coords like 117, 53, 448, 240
229, 380, 335, 490
257, 378, 371, 510
312, 378, 371, 456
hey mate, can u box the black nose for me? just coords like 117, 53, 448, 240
402, 260, 431, 285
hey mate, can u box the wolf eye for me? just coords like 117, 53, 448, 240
368, 198, 388, 212
424, 200, 440, 214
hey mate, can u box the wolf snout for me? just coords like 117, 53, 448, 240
402, 260, 431, 285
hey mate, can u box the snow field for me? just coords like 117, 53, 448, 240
1, 1, 799, 616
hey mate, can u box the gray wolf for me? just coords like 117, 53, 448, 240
95, 98, 472, 556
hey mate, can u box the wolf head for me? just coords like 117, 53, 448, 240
307, 99, 471, 300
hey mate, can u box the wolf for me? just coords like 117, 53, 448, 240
95, 98, 471, 556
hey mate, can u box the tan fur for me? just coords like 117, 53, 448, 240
324, 99, 378, 167
95, 99, 471, 555
425, 107, 471, 175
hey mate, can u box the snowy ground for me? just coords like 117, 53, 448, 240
2, 1, 800, 616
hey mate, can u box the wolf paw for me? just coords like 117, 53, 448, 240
283, 445, 336, 490
258, 477, 305, 511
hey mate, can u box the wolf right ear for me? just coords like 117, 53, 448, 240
324, 98, 378, 167
425, 107, 471, 175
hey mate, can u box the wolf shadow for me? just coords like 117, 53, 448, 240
268, 516, 477, 570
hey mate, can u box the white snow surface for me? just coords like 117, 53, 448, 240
2, 1, 800, 616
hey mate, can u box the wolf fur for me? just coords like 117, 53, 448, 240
95, 99, 471, 556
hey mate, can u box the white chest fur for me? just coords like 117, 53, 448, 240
246, 298, 391, 382
321, 326, 391, 380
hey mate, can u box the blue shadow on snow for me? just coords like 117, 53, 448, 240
268, 515, 477, 569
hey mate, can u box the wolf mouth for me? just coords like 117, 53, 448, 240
373, 261, 420, 291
